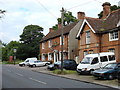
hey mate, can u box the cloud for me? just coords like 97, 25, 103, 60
0, 0, 119, 43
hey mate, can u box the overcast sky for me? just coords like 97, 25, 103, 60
0, 0, 119, 44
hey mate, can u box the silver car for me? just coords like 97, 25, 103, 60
29, 60, 50, 67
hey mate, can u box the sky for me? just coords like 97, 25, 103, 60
0, 0, 119, 44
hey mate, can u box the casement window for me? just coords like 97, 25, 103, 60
48, 40, 52, 48
42, 43, 45, 49
108, 48, 115, 53
60, 36, 64, 45
109, 31, 118, 41
48, 53, 52, 61
42, 54, 45, 61
89, 50, 93, 54
86, 31, 90, 44
84, 50, 88, 57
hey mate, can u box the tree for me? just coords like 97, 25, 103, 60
52, 11, 77, 30
19, 25, 44, 59
2, 41, 20, 61
98, 5, 120, 19
0, 9, 6, 18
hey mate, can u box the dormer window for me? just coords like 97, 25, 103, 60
109, 31, 118, 41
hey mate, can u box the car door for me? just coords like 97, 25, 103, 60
100, 56, 108, 68
89, 57, 100, 70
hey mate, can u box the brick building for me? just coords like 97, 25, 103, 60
39, 19, 83, 63
76, 2, 120, 62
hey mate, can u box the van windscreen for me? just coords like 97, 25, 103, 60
81, 57, 92, 64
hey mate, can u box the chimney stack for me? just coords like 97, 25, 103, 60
102, 2, 111, 19
77, 12, 85, 20
58, 23, 62, 29
49, 28, 54, 32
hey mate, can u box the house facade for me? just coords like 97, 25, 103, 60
40, 20, 81, 63
76, 2, 120, 62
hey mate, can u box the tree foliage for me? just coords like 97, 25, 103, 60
98, 5, 120, 19
52, 11, 77, 30
19, 25, 44, 60
0, 9, 6, 18
2, 41, 20, 61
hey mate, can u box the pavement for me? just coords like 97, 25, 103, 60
5, 64, 120, 89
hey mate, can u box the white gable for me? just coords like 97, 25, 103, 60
76, 19, 96, 38
117, 20, 120, 27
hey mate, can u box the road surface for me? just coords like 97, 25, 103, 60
2, 65, 117, 90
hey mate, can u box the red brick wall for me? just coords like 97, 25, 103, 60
40, 34, 69, 61
78, 24, 100, 61
101, 31, 120, 62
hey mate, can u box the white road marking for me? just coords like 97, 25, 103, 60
29, 78, 47, 85
15, 73, 23, 77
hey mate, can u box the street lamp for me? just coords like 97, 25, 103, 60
13, 48, 17, 65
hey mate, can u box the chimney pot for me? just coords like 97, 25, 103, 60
77, 12, 85, 20
49, 28, 54, 32
58, 24, 62, 29
102, 2, 111, 19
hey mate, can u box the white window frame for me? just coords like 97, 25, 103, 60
42, 43, 45, 49
48, 40, 52, 48
109, 31, 118, 41
60, 36, 64, 45
84, 51, 88, 57
42, 53, 45, 61
86, 31, 90, 44
108, 48, 115, 53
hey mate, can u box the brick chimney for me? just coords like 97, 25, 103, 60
49, 28, 54, 32
58, 23, 62, 29
102, 2, 111, 19
77, 12, 85, 20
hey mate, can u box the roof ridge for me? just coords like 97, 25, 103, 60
111, 9, 120, 14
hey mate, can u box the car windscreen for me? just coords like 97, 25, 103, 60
103, 63, 116, 69
81, 57, 93, 64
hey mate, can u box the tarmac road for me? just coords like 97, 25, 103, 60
2, 65, 118, 90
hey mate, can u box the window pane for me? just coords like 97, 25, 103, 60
100, 56, 108, 62
108, 55, 115, 61
91, 57, 99, 64
110, 31, 118, 41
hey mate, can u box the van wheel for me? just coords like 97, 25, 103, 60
108, 74, 114, 80
45, 63, 49, 66
33, 64, 36, 67
90, 69, 94, 74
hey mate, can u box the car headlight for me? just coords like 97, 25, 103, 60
100, 73, 104, 76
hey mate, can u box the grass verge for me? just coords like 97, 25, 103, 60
52, 69, 77, 75
2, 60, 23, 64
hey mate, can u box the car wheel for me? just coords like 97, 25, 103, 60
108, 74, 114, 80
33, 64, 36, 67
90, 69, 94, 75
22, 64, 25, 66
45, 63, 49, 66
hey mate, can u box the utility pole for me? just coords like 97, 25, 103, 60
60, 7, 66, 71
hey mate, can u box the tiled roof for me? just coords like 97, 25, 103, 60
40, 22, 78, 42
86, 9, 120, 33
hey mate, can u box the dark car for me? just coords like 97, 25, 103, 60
117, 64, 120, 82
47, 61, 61, 70
92, 63, 120, 80
47, 59, 77, 70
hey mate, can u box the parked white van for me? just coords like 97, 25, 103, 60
77, 52, 116, 74
19, 57, 37, 66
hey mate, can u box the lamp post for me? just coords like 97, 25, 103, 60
13, 48, 17, 65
